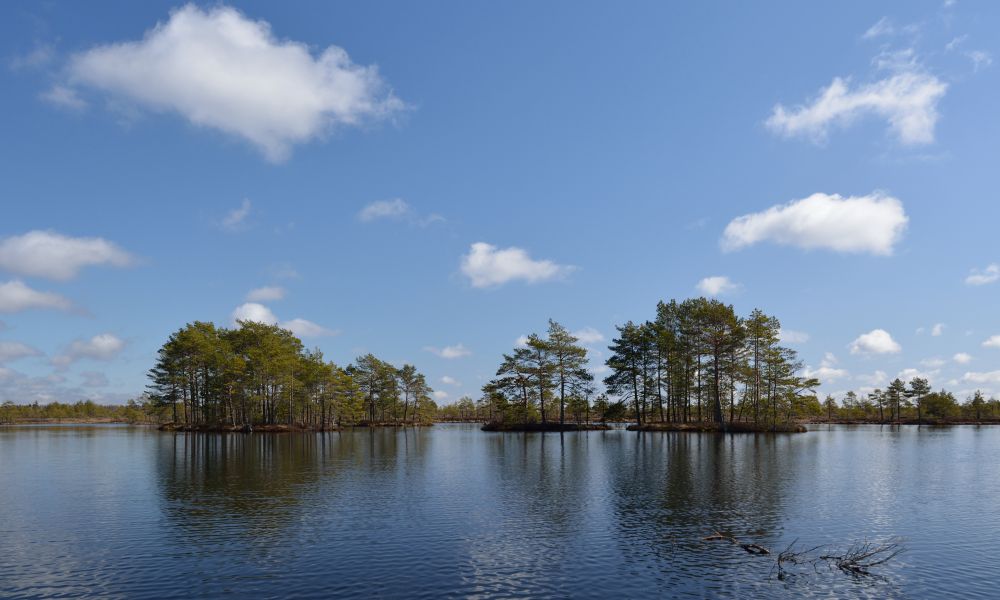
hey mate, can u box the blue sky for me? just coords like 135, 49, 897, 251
1, 0, 998, 405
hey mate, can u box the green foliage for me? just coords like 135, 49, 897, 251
481, 320, 591, 425
602, 298, 816, 426
146, 320, 432, 427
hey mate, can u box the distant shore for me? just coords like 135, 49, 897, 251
0, 418, 140, 425
157, 421, 433, 432
629, 422, 807, 433
805, 418, 1000, 426
481, 422, 613, 432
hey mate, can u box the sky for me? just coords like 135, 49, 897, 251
1, 0, 998, 405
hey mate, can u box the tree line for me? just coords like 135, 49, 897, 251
146, 320, 436, 428
478, 298, 820, 428
0, 399, 152, 424
822, 382, 999, 423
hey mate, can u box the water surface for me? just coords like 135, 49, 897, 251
1, 424, 997, 598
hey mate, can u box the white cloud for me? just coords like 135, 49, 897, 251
722, 192, 907, 255
460, 242, 573, 288
766, 70, 947, 146
857, 370, 889, 387
52, 333, 126, 368
0, 280, 73, 313
246, 286, 286, 302
0, 341, 41, 363
931, 323, 945, 336
572, 327, 605, 345
898, 367, 938, 385
965, 263, 999, 286
806, 352, 850, 383
63, 4, 403, 162
232, 302, 278, 325
359, 199, 409, 222
222, 199, 252, 231
514, 335, 529, 348
850, 329, 902, 355
40, 85, 88, 110
953, 352, 973, 364
805, 365, 849, 382
424, 344, 471, 359
0, 230, 134, 280
921, 357, 946, 368
696, 275, 741, 296
983, 335, 1000, 349
779, 328, 810, 344
441, 375, 461, 386
433, 390, 449, 400
281, 318, 337, 338
358, 199, 444, 227
962, 371, 1000, 385
231, 302, 333, 337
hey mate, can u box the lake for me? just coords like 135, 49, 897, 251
1, 424, 997, 598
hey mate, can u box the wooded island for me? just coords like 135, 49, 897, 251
146, 321, 436, 430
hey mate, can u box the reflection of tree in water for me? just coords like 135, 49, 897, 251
457, 432, 601, 596
156, 433, 329, 539
608, 432, 797, 595
154, 429, 436, 561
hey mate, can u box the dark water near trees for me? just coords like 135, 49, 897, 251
1, 424, 997, 598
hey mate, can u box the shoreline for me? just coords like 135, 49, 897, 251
628, 422, 807, 433
481, 422, 613, 432
157, 421, 434, 433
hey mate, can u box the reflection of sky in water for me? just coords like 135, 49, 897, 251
1, 424, 997, 598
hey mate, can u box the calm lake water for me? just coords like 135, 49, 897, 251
1, 424, 998, 599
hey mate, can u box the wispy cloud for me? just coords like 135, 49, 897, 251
424, 344, 471, 359
0, 341, 42, 363
221, 199, 252, 231
246, 286, 286, 302
52, 333, 126, 368
766, 69, 946, 146
358, 199, 444, 226
0, 280, 73, 313
359, 198, 409, 222
965, 263, 999, 286
572, 327, 605, 345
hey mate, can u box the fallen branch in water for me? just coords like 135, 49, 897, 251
741, 543, 770, 555
703, 531, 770, 555
772, 538, 904, 581
703, 531, 738, 544
819, 540, 904, 576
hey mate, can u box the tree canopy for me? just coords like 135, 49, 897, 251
146, 320, 435, 428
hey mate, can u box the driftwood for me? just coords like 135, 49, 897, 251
773, 538, 904, 581
819, 541, 904, 576
703, 532, 770, 555
704, 532, 904, 582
